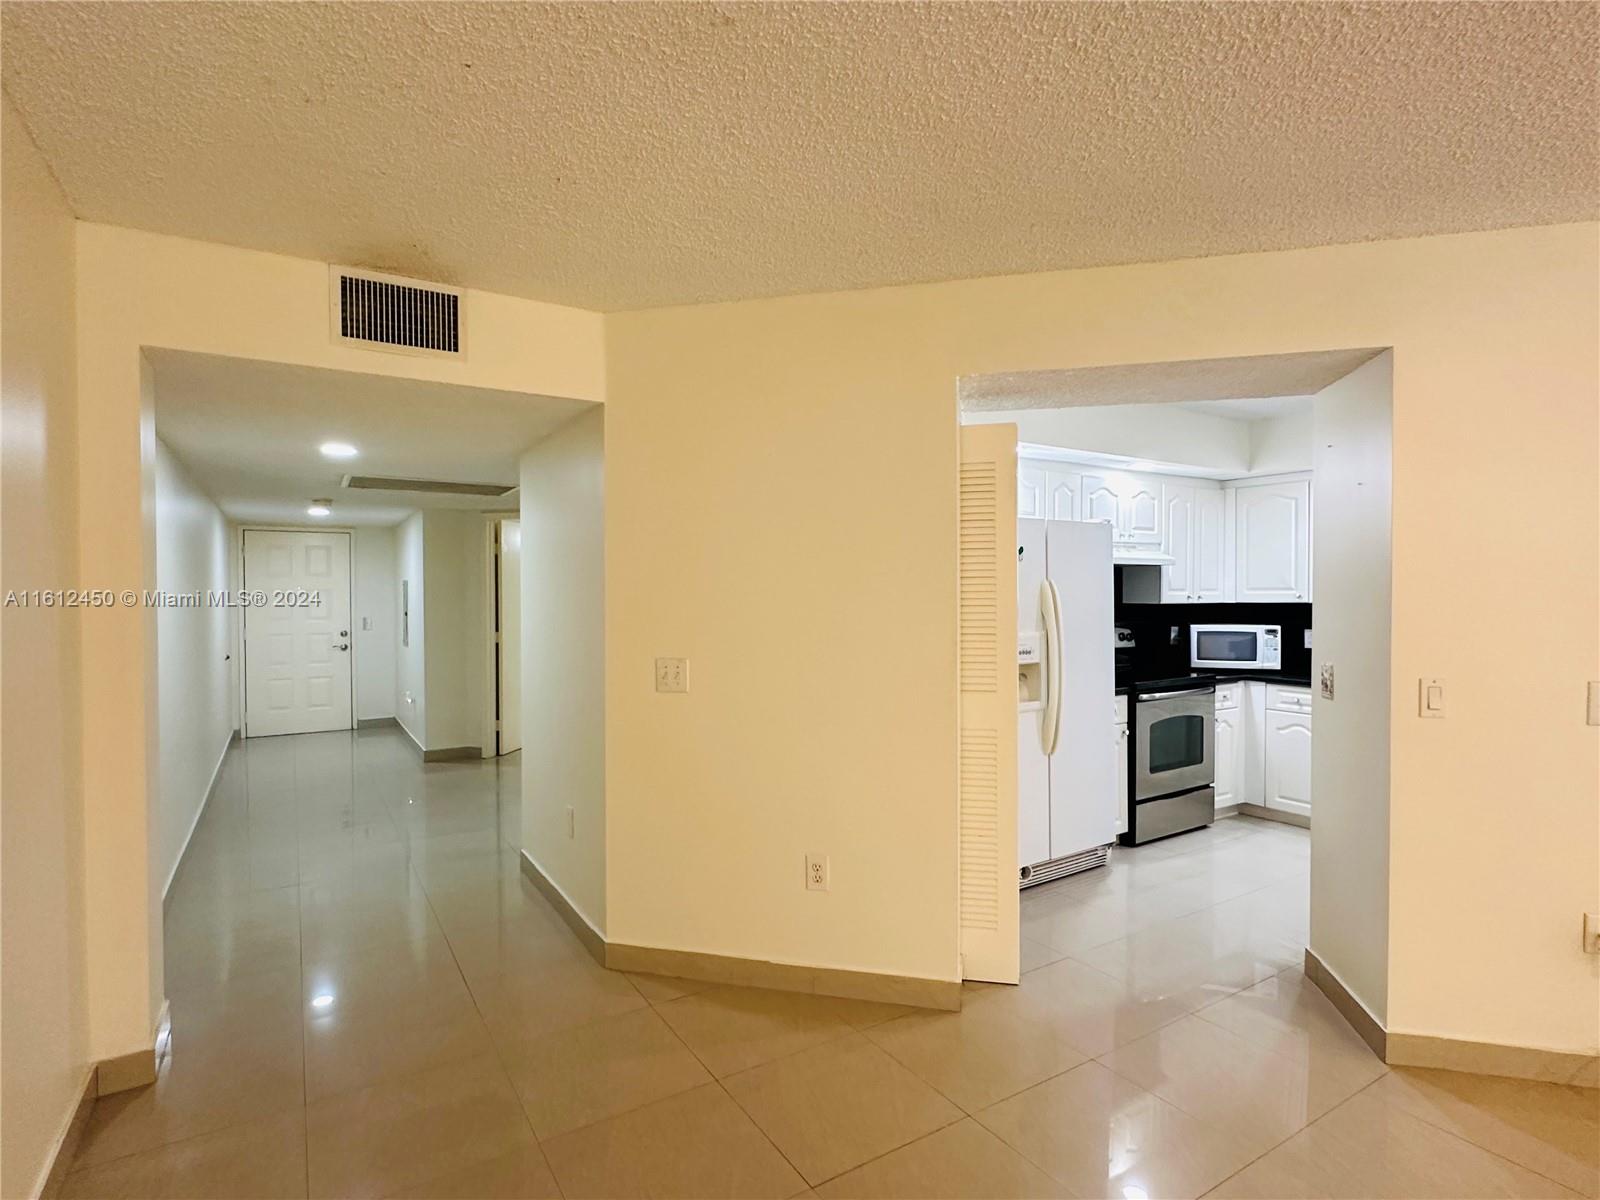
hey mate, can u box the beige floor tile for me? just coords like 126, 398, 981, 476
1192, 967, 1388, 1080
501, 1006, 712, 1139
813, 1119, 1068, 1199
1207, 1086, 1581, 1198
1016, 957, 1194, 1055
73, 1017, 305, 1166
655, 986, 858, 1077
977, 1060, 1261, 1200
1367, 1068, 1599, 1197
471, 955, 650, 1053
304, 1055, 538, 1200
382, 1141, 562, 1200
62, 1111, 305, 1199
625, 971, 718, 1003
539, 1083, 805, 1199
1019, 936, 1067, 973
865, 984, 1091, 1113
1100, 1015, 1385, 1155
722, 1034, 963, 1184
304, 989, 494, 1102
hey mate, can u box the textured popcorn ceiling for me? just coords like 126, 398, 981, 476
3, 2, 1595, 311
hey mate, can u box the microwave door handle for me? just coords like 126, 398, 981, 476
1040, 579, 1063, 756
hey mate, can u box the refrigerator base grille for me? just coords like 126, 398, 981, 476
1019, 844, 1109, 888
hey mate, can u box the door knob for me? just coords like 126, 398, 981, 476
340, 630, 349, 637
335, 643, 350, 651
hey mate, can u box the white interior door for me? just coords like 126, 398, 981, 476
497, 519, 523, 755
242, 529, 353, 737
959, 424, 1019, 984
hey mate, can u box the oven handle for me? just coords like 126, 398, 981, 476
1137, 686, 1216, 702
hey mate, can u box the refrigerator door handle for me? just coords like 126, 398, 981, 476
1040, 579, 1063, 755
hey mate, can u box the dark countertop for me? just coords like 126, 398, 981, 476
1117, 671, 1313, 697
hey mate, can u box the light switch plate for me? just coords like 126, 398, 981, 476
1419, 677, 1445, 718
1587, 682, 1599, 727
1319, 663, 1335, 700
655, 657, 689, 693
1304, 629, 1313, 650
1585, 912, 1600, 954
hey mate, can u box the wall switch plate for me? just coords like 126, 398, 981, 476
566, 806, 575, 839
805, 854, 829, 892
1587, 682, 1600, 727
1418, 677, 1445, 718
654, 657, 689, 693
1585, 912, 1600, 954
1304, 629, 1314, 650
1319, 663, 1335, 700
362, 616, 372, 631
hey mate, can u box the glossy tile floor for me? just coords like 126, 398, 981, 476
66, 728, 1598, 1198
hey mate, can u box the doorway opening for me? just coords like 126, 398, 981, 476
956, 348, 1393, 1044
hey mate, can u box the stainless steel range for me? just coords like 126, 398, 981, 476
1125, 682, 1216, 845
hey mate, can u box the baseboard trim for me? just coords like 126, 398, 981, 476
36, 1067, 96, 1199
517, 850, 961, 1012
356, 716, 399, 730
422, 745, 482, 763
163, 731, 238, 909
1237, 802, 1310, 829
1385, 1032, 1598, 1088
518, 850, 607, 964
1304, 947, 1386, 1061
95, 1046, 156, 1096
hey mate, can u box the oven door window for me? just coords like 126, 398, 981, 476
1148, 714, 1206, 775
1196, 630, 1257, 663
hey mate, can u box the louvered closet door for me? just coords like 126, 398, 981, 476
958, 424, 1019, 984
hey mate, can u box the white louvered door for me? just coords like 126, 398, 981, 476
958, 424, 1019, 984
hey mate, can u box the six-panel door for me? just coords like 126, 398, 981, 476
242, 529, 354, 737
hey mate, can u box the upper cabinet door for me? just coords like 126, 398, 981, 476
1019, 460, 1046, 519
1234, 479, 1311, 602
1160, 483, 1194, 603
1119, 481, 1163, 545
1191, 487, 1228, 603
1043, 466, 1080, 521
1080, 474, 1120, 529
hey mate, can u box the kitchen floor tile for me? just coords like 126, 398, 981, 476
813, 1119, 1068, 1199
654, 985, 859, 1078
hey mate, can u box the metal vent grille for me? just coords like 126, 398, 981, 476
342, 475, 514, 497
332, 268, 462, 355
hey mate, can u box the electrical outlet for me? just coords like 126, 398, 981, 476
655, 657, 689, 693
1584, 912, 1600, 955
805, 854, 829, 892
1319, 663, 1335, 700
566, 806, 575, 839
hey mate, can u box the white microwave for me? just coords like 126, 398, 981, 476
1191, 624, 1281, 670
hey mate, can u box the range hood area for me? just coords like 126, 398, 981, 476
1112, 546, 1175, 567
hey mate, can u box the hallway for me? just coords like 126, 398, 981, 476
63, 730, 1595, 1199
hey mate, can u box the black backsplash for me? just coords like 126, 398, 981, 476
1114, 572, 1313, 682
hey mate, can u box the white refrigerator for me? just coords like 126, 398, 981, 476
1017, 518, 1117, 884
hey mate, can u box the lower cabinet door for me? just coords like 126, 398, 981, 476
1114, 723, 1129, 835
1214, 710, 1238, 809
1263, 709, 1313, 817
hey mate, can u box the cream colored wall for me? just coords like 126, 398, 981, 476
1308, 352, 1393, 1023
152, 437, 234, 895
420, 509, 487, 753
965, 400, 1252, 472
394, 513, 427, 747
72, 223, 606, 1063
353, 526, 398, 722
1248, 407, 1315, 474
520, 408, 606, 931
606, 223, 1600, 1053
1, 93, 92, 1200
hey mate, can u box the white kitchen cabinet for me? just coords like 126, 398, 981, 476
1160, 484, 1194, 603
1044, 466, 1080, 521
1263, 707, 1313, 817
1159, 483, 1228, 603
1080, 471, 1163, 546
1079, 473, 1120, 528
1214, 709, 1239, 810
1019, 461, 1046, 519
1233, 478, 1311, 603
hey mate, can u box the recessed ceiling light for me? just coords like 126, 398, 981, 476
307, 500, 332, 518
319, 441, 359, 459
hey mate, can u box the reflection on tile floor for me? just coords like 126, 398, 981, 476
66, 729, 1599, 1198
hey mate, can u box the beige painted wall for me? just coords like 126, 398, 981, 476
421, 509, 487, 753
72, 223, 606, 1063
520, 408, 607, 930
965, 400, 1253, 472
1308, 352, 1393, 1022
605, 223, 1599, 1052
152, 437, 234, 895
1, 93, 92, 1200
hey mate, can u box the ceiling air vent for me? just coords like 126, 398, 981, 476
342, 474, 514, 497
330, 267, 463, 357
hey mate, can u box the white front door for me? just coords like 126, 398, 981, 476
242, 529, 353, 737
